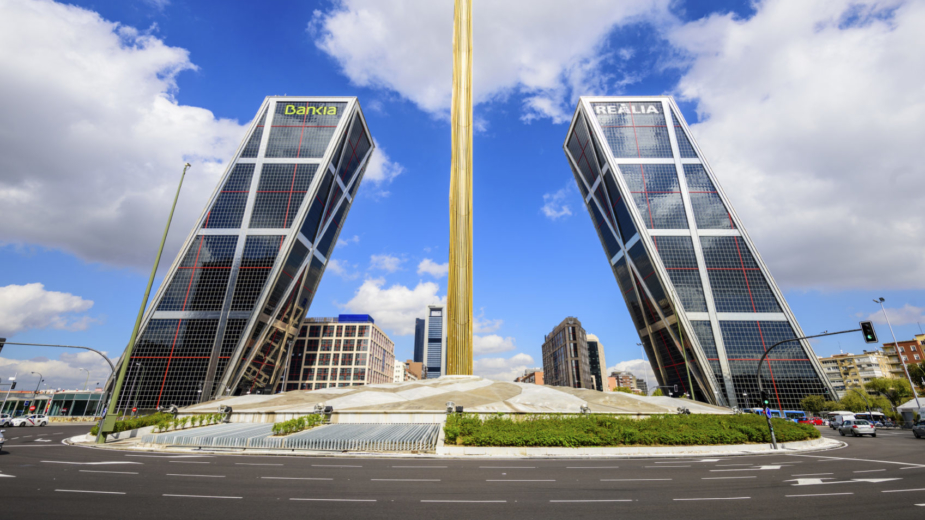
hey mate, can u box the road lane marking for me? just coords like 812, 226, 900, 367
882, 488, 925, 493
567, 466, 620, 469
79, 470, 139, 475
42, 461, 140, 465
792, 473, 833, 477
486, 479, 555, 482
421, 500, 505, 503
56, 489, 125, 495
167, 474, 226, 478
674, 497, 750, 501
787, 478, 900, 486
854, 469, 886, 473
715, 464, 752, 467
788, 454, 925, 468
392, 466, 448, 468
371, 479, 441, 481
236, 463, 283, 466
479, 466, 535, 469
711, 466, 781, 472
702, 477, 757, 480
602, 479, 671, 481
786, 493, 854, 497
646, 465, 689, 468
164, 494, 241, 499
262, 477, 333, 480
312, 465, 362, 468
292, 498, 376, 502
550, 500, 632, 502
125, 454, 211, 458
169, 461, 210, 464
0, 474, 15, 478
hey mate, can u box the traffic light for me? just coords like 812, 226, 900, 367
860, 321, 878, 344
0, 337, 6, 355
10, 382, 15, 390
760, 389, 771, 407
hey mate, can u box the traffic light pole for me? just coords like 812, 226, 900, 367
755, 327, 862, 449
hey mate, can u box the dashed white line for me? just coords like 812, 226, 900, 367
550, 499, 632, 502
166, 474, 225, 478
702, 477, 757, 480
262, 477, 333, 481
674, 497, 750, 501
169, 461, 210, 464
56, 489, 125, 495
567, 466, 620, 469
392, 466, 448, 468
371, 479, 441, 482
79, 470, 139, 475
42, 461, 141, 465
854, 469, 886, 473
236, 463, 283, 466
602, 479, 671, 481
646, 465, 690, 468
882, 488, 925, 493
164, 494, 241, 499
788, 454, 925, 468
292, 498, 376, 502
486, 479, 555, 482
421, 500, 506, 503
479, 466, 535, 469
312, 465, 362, 468
792, 473, 833, 477
786, 493, 854, 498
714, 464, 752, 467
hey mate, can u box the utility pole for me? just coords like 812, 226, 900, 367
876, 298, 920, 409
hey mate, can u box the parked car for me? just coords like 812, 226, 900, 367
798, 417, 824, 426
913, 421, 925, 439
0, 429, 5, 452
11, 414, 48, 427
0, 413, 11, 427
838, 419, 876, 437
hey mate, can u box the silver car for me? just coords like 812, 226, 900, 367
839, 419, 876, 437
0, 429, 5, 452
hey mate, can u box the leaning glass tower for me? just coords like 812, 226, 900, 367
563, 96, 835, 409
117, 97, 373, 410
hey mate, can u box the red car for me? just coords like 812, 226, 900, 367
798, 417, 823, 425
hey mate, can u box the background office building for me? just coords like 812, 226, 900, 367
514, 368, 544, 385
586, 333, 607, 391
423, 305, 447, 379
284, 315, 394, 390
563, 96, 835, 409
882, 335, 925, 379
542, 317, 593, 389
818, 351, 891, 398
115, 97, 374, 410
413, 318, 425, 363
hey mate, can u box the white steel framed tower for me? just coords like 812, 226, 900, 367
563, 96, 836, 409
115, 97, 374, 410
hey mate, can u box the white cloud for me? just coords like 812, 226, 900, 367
473, 311, 502, 334
310, 0, 670, 122
364, 139, 405, 187
326, 258, 359, 281
369, 253, 404, 272
0, 1, 247, 269
541, 183, 574, 220
473, 334, 517, 356
143, 0, 170, 11
0, 349, 112, 392
341, 278, 444, 336
865, 304, 925, 327
670, 1, 925, 289
474, 353, 536, 382
337, 235, 360, 247
0, 283, 97, 337
417, 258, 449, 278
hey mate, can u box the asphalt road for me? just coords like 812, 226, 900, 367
1, 424, 924, 519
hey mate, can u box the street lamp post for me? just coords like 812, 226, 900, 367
30, 371, 43, 414
875, 297, 921, 409
78, 368, 90, 391
638, 342, 654, 396
131, 365, 147, 417
124, 363, 143, 418
743, 392, 750, 409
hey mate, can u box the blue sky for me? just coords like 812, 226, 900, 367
1, 0, 924, 390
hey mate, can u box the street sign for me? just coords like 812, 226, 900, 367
29, 405, 35, 411
132, 407, 137, 413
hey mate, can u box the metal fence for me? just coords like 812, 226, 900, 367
142, 423, 440, 452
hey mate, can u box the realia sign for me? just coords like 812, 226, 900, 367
594, 103, 660, 115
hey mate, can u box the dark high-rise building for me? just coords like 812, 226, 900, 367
563, 96, 835, 409
586, 333, 606, 391
413, 318, 425, 363
542, 317, 593, 389
116, 97, 374, 410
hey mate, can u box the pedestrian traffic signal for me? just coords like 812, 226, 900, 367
860, 321, 878, 344
760, 390, 771, 407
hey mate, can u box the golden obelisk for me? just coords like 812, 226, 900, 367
446, 0, 473, 375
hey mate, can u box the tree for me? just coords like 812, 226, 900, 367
908, 361, 925, 386
864, 377, 912, 411
612, 386, 632, 394
823, 400, 841, 412
800, 395, 826, 416
839, 388, 892, 414
652, 388, 664, 397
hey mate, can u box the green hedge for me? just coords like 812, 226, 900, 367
90, 412, 174, 436
444, 413, 820, 447
272, 414, 323, 436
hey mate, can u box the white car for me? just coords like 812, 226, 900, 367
0, 413, 11, 427
0, 429, 5, 451
12, 414, 48, 427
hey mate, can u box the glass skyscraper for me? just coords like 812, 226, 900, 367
563, 96, 835, 409
117, 97, 373, 410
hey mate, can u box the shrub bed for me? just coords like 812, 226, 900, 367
272, 414, 324, 436
91, 412, 225, 435
444, 413, 820, 447
90, 412, 174, 436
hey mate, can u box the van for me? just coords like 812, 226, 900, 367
832, 413, 855, 429
825, 411, 854, 429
